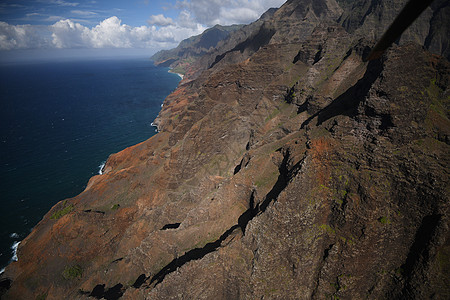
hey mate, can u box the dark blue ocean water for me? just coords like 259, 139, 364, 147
0, 57, 180, 271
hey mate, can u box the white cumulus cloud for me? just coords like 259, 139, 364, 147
147, 14, 174, 26
0, 1, 286, 51
0, 16, 206, 50
0, 22, 49, 50
177, 11, 199, 29
176, 0, 285, 26
50, 19, 89, 48
49, 16, 205, 49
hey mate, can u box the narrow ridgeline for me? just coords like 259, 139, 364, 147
1, 0, 449, 299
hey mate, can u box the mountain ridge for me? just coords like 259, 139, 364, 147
1, 0, 449, 299
150, 24, 245, 74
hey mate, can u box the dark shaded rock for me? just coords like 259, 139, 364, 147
337, 0, 450, 59
1, 1, 449, 299
151, 24, 244, 74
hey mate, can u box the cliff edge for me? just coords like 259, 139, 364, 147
1, 0, 449, 299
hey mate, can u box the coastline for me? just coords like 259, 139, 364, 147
0, 59, 179, 273
168, 69, 184, 79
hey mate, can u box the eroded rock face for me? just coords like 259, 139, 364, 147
337, 0, 450, 61
151, 24, 245, 74
1, 0, 449, 299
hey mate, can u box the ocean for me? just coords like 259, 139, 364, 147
0, 55, 180, 271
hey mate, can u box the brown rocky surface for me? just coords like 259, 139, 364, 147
151, 24, 245, 75
1, 0, 449, 299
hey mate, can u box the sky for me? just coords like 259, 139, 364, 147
0, 0, 286, 56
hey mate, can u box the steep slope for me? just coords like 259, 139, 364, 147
151, 24, 244, 74
168, 0, 449, 84
1, 0, 449, 299
180, 0, 343, 82
143, 43, 450, 300
337, 0, 450, 59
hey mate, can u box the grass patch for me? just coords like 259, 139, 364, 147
319, 224, 336, 235
111, 204, 120, 210
62, 265, 83, 280
50, 202, 73, 220
36, 293, 48, 300
265, 108, 280, 122
426, 77, 448, 119
378, 216, 390, 224
265, 287, 278, 294
255, 170, 279, 188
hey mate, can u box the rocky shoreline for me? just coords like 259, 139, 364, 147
168, 69, 184, 80
1, 0, 449, 299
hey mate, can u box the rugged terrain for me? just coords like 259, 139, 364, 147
1, 0, 449, 299
151, 24, 245, 74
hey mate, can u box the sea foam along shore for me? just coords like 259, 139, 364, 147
168, 70, 184, 79
98, 161, 106, 175
11, 242, 20, 262
1, 240, 20, 274
97, 69, 170, 176
150, 122, 159, 132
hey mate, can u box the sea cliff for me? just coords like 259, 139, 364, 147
1, 0, 449, 299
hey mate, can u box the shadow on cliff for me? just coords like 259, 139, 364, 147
388, 214, 443, 299
300, 58, 384, 129
209, 24, 276, 69
129, 148, 303, 292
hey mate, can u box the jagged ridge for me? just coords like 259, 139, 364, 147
1, 0, 449, 299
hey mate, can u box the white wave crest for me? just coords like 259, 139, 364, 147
150, 122, 159, 133
11, 241, 20, 262
98, 161, 106, 175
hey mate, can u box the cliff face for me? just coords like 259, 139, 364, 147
1, 0, 449, 299
151, 24, 244, 74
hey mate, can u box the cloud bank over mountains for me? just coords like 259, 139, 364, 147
0, 0, 285, 51
50, 16, 205, 49
0, 16, 206, 51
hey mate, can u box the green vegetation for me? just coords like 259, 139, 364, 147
255, 170, 279, 188
430, 101, 448, 120
171, 56, 197, 74
437, 247, 450, 270
425, 77, 449, 120
378, 216, 390, 224
330, 282, 339, 289
36, 293, 48, 300
310, 127, 331, 139
265, 108, 280, 122
264, 287, 279, 296
397, 86, 409, 93
203, 153, 233, 177
62, 265, 83, 280
111, 204, 120, 210
50, 201, 74, 220
285, 87, 296, 103
334, 189, 348, 205
319, 224, 336, 235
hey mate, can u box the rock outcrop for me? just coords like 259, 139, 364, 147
1, 0, 449, 299
151, 24, 244, 74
